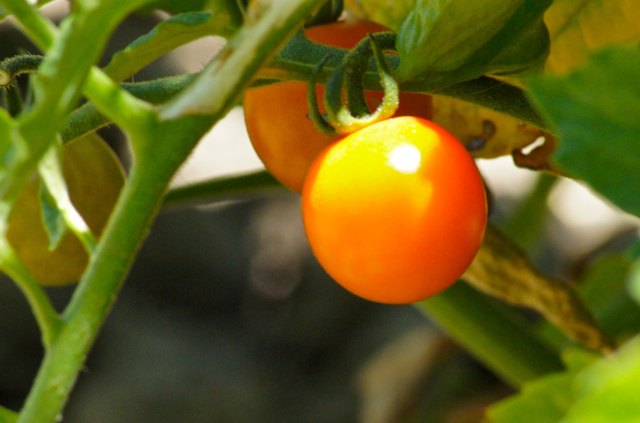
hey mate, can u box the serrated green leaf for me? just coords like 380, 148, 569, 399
105, 12, 237, 83
486, 348, 598, 423
545, 0, 640, 74
561, 335, 640, 423
395, 0, 552, 85
528, 46, 640, 218
38, 182, 67, 251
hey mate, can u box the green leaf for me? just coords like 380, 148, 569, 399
38, 182, 67, 251
544, 0, 640, 74
104, 11, 238, 83
395, 0, 552, 85
139, 0, 243, 24
486, 348, 599, 423
528, 46, 640, 218
562, 335, 640, 423
486, 17, 549, 76
38, 141, 97, 254
344, 0, 415, 31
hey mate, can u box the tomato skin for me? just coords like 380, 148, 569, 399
243, 20, 433, 193
301, 117, 487, 304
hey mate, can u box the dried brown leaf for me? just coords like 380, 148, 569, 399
463, 223, 613, 353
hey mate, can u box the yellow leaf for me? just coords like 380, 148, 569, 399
344, 0, 415, 31
432, 95, 544, 159
545, 0, 640, 74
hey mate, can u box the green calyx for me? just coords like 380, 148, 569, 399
307, 31, 400, 136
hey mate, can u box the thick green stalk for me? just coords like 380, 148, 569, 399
16, 116, 212, 423
0, 405, 18, 423
417, 281, 564, 387
161, 0, 324, 119
164, 170, 284, 208
0, 0, 156, 210
0, 0, 57, 50
17, 1, 323, 421
61, 74, 197, 143
16, 159, 178, 423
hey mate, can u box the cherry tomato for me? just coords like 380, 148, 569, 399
302, 117, 487, 304
243, 20, 433, 193
5, 134, 124, 286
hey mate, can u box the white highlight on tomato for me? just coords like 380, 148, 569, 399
388, 145, 422, 174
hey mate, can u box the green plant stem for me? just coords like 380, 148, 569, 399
17, 115, 210, 423
502, 173, 557, 250
0, 0, 57, 51
0, 405, 18, 423
0, 245, 61, 348
0, 55, 43, 86
163, 170, 285, 208
61, 74, 197, 143
60, 69, 545, 147
417, 281, 565, 388
17, 2, 322, 421
17, 163, 173, 423
160, 0, 324, 119
0, 0, 154, 208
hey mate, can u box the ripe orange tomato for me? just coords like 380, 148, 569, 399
302, 117, 487, 304
243, 20, 433, 193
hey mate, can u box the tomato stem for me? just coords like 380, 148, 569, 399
307, 54, 339, 136
0, 54, 43, 87
324, 32, 399, 134
0, 405, 18, 423
305, 0, 343, 28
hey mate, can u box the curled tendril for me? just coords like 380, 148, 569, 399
306, 54, 338, 136
323, 32, 399, 135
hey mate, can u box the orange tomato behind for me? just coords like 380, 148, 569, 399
302, 117, 487, 304
243, 20, 433, 193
